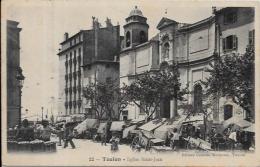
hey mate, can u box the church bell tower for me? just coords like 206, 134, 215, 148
123, 6, 149, 48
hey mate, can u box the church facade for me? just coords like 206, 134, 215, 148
119, 7, 254, 123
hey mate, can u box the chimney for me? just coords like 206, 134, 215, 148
64, 32, 69, 40
212, 7, 217, 14
106, 17, 113, 27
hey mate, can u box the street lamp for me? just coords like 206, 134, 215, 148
16, 67, 25, 126
41, 107, 44, 121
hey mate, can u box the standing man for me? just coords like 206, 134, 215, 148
228, 129, 237, 150
101, 127, 107, 146
63, 122, 75, 149
170, 128, 180, 151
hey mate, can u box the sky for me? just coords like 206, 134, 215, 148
3, 0, 213, 120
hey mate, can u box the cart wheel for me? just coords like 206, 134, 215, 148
130, 137, 139, 150
130, 136, 139, 151
145, 140, 151, 151
186, 142, 196, 150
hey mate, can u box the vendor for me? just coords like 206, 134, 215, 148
16, 119, 34, 141
39, 120, 57, 142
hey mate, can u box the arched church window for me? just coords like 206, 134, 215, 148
139, 31, 146, 43
163, 42, 170, 59
126, 31, 131, 47
193, 84, 202, 113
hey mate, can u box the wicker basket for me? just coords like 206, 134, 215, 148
30, 140, 45, 152
44, 141, 57, 152
17, 141, 31, 152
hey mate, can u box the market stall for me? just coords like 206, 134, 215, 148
110, 121, 126, 137
73, 118, 99, 139
222, 117, 252, 129
122, 125, 137, 139
71, 114, 85, 122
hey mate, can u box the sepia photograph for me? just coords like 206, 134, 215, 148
1, 0, 259, 166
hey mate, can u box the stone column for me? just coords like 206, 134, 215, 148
170, 98, 178, 118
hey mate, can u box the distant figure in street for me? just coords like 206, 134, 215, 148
110, 134, 119, 152
16, 119, 34, 141
56, 123, 64, 146
101, 127, 107, 146
194, 127, 201, 139
228, 130, 237, 150
63, 122, 75, 149
170, 128, 180, 151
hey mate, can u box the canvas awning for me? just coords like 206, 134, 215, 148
153, 123, 182, 140
122, 125, 137, 138
74, 118, 99, 134
150, 138, 164, 144
243, 124, 255, 133
110, 121, 125, 131
222, 117, 252, 129
138, 119, 164, 132
131, 117, 145, 124
184, 136, 212, 150
97, 122, 107, 134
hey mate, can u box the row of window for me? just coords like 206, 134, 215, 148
65, 71, 81, 82
222, 30, 254, 52
65, 100, 82, 109
65, 56, 82, 67
65, 85, 81, 94
69, 35, 83, 47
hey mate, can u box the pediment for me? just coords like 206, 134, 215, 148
156, 17, 177, 30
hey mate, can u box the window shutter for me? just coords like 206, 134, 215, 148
222, 38, 226, 51
249, 31, 252, 45
232, 35, 237, 50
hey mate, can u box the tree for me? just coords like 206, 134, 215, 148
203, 46, 254, 118
83, 79, 129, 120
124, 61, 188, 120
